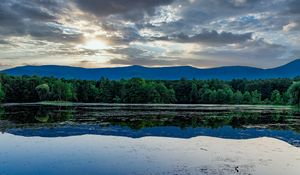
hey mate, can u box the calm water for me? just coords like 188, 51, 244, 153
0, 103, 300, 175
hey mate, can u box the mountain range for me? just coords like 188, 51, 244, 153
1, 59, 300, 80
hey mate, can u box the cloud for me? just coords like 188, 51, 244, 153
109, 57, 174, 66
283, 22, 299, 32
0, 40, 11, 45
209, 0, 261, 8
107, 38, 295, 68
10, 2, 56, 21
178, 0, 263, 22
152, 30, 252, 45
191, 39, 293, 68
140, 0, 268, 39
97, 23, 143, 44
74, 0, 175, 21
193, 39, 287, 57
0, 1, 26, 36
27, 22, 85, 43
109, 47, 147, 57
108, 47, 172, 66
0, 0, 82, 43
287, 0, 300, 14
0, 0, 300, 69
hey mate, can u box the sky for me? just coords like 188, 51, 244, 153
0, 0, 300, 70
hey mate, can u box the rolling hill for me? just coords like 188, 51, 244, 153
1, 59, 300, 80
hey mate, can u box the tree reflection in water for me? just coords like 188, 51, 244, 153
0, 104, 299, 133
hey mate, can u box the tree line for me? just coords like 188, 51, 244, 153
0, 74, 300, 106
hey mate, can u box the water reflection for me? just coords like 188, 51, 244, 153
1, 134, 299, 175
0, 104, 300, 146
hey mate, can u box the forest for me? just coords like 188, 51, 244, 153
0, 74, 300, 105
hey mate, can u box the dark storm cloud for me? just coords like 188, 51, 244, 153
97, 21, 154, 45
144, 0, 268, 37
0, 1, 26, 36
287, 0, 300, 14
74, 0, 175, 20
10, 2, 56, 21
0, 0, 60, 22
153, 30, 252, 45
179, 0, 263, 21
0, 0, 82, 43
31, 0, 65, 13
27, 22, 85, 43
201, 0, 263, 12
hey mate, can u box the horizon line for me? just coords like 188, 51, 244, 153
1, 58, 299, 71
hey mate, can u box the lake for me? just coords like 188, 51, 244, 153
0, 103, 300, 175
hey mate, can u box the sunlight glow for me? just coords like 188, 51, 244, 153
79, 39, 109, 50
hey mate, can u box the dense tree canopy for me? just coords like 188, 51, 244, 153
35, 84, 50, 101
0, 74, 298, 105
271, 90, 282, 105
0, 83, 4, 102
288, 82, 300, 107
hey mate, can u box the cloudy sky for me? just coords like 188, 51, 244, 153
0, 0, 300, 69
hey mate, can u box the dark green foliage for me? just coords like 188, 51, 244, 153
270, 90, 282, 105
216, 89, 227, 104
0, 83, 4, 102
189, 82, 200, 103
155, 82, 176, 103
243, 91, 252, 104
0, 74, 297, 104
174, 78, 192, 103
251, 90, 262, 104
76, 80, 99, 102
97, 77, 114, 102
288, 81, 300, 107
232, 91, 243, 104
35, 84, 50, 101
282, 92, 290, 104
208, 90, 217, 104
50, 80, 75, 101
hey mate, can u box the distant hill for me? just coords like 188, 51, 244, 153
2, 59, 300, 80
